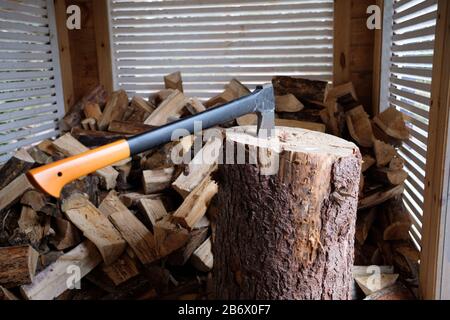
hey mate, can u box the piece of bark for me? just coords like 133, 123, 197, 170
0, 148, 35, 190
355, 273, 399, 296
185, 98, 206, 114
172, 176, 218, 230
362, 154, 376, 172
21, 241, 102, 300
374, 107, 410, 141
108, 120, 154, 135
108, 209, 159, 265
275, 94, 304, 112
191, 237, 213, 272
100, 251, 140, 286
138, 198, 168, 227
355, 208, 377, 245
61, 85, 107, 131
52, 133, 119, 190
50, 217, 81, 250
154, 216, 190, 258
272, 76, 329, 103
62, 193, 126, 265
0, 286, 19, 300
19, 190, 46, 213
372, 167, 408, 186
275, 118, 326, 132
0, 174, 34, 212
0, 245, 39, 288
71, 128, 128, 147
83, 102, 103, 122
373, 139, 396, 167
214, 126, 360, 299
168, 227, 209, 266
164, 71, 183, 92
142, 167, 175, 194
359, 185, 404, 209
81, 117, 97, 131
172, 137, 222, 198
364, 283, 415, 300
98, 90, 129, 130
144, 90, 186, 126
18, 206, 44, 246
119, 192, 163, 208
345, 106, 374, 148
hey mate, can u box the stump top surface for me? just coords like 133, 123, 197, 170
226, 126, 358, 158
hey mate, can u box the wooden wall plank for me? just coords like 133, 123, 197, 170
372, 0, 384, 116
333, 0, 351, 86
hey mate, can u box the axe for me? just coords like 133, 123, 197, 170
27, 84, 275, 198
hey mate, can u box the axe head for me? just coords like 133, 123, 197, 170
254, 84, 276, 138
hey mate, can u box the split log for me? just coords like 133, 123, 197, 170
275, 94, 304, 112
138, 198, 168, 227
71, 128, 128, 147
345, 106, 374, 148
0, 149, 35, 190
364, 283, 415, 300
98, 191, 129, 218
272, 76, 329, 103
123, 96, 155, 123
21, 190, 47, 212
61, 193, 126, 265
168, 227, 209, 266
21, 241, 102, 300
355, 274, 399, 296
236, 113, 257, 126
142, 167, 175, 194
98, 90, 129, 130
372, 167, 408, 185
383, 222, 411, 241
100, 251, 140, 286
355, 208, 376, 245
0, 245, 39, 288
172, 176, 218, 230
27, 147, 52, 165
149, 89, 174, 107
81, 118, 97, 131
108, 208, 159, 265
191, 237, 213, 272
145, 90, 186, 126
359, 185, 404, 210
61, 175, 100, 206
325, 82, 357, 102
362, 155, 376, 172
0, 286, 19, 300
320, 100, 345, 136
83, 102, 103, 122
116, 162, 132, 191
373, 107, 410, 141
108, 120, 154, 135
214, 126, 361, 299
225, 79, 251, 98
164, 71, 183, 92
205, 88, 236, 108
373, 139, 396, 167
119, 192, 163, 208
185, 98, 206, 114
52, 133, 119, 189
154, 216, 190, 257
50, 217, 81, 250
0, 174, 34, 212
389, 156, 405, 171
18, 206, 44, 246
275, 118, 326, 132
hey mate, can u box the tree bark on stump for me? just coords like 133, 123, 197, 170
213, 126, 361, 300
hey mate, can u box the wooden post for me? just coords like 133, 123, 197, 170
214, 126, 361, 299
333, 0, 351, 85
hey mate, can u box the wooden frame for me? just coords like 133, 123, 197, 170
420, 0, 450, 300
372, 0, 384, 115
333, 0, 351, 85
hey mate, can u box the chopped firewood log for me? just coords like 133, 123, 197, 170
108, 208, 159, 265
236, 113, 257, 126
50, 217, 81, 250
21, 190, 47, 212
116, 162, 132, 191
275, 118, 326, 132
359, 185, 404, 210
61, 175, 100, 206
355, 208, 376, 245
372, 167, 408, 185
191, 237, 213, 272
275, 94, 304, 112
62, 193, 126, 265
172, 176, 218, 230
98, 191, 129, 218
154, 216, 190, 257
0, 245, 39, 288
149, 89, 174, 107
373, 139, 396, 167
0, 174, 34, 212
355, 273, 399, 296
185, 98, 206, 114
272, 76, 329, 103
52, 133, 119, 189
61, 85, 107, 131
226, 78, 251, 98
144, 90, 186, 126
27, 147, 52, 165
83, 102, 103, 122
138, 198, 168, 227
364, 283, 415, 300
21, 241, 102, 300
119, 192, 163, 208
164, 71, 183, 92
0, 149, 34, 190
362, 155, 376, 173
71, 128, 128, 147
81, 117, 97, 131
18, 206, 44, 246
100, 251, 140, 286
108, 120, 154, 135
123, 96, 155, 123
172, 137, 222, 198
320, 100, 344, 136
383, 222, 411, 241
98, 90, 129, 131
0, 286, 19, 300
389, 156, 404, 171
39, 252, 63, 271
168, 227, 209, 266
142, 167, 175, 194
373, 107, 410, 141
37, 140, 62, 159
325, 82, 358, 102
345, 106, 374, 148
352, 265, 394, 276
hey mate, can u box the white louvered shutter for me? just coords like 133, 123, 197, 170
382, 0, 438, 248
0, 0, 65, 163
108, 0, 334, 100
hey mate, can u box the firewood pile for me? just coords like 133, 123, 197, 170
0, 71, 417, 300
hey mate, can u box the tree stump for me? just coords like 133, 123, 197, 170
213, 126, 361, 300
